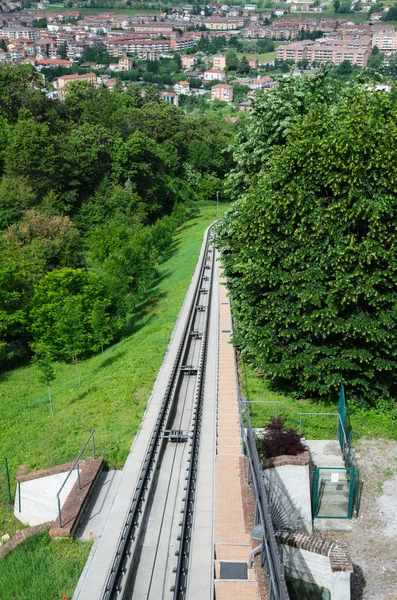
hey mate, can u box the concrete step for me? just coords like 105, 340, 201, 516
49, 457, 104, 538
314, 517, 353, 532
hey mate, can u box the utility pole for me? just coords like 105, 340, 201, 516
216, 190, 219, 220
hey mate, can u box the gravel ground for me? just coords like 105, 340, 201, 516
329, 438, 397, 600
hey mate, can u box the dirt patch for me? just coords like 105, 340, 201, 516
329, 438, 397, 600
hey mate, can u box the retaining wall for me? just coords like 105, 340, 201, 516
276, 531, 352, 600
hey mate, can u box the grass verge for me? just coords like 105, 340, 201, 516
0, 202, 229, 538
0, 531, 92, 600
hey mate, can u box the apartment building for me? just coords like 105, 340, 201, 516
181, 54, 196, 69
211, 83, 233, 102
205, 17, 245, 30
277, 38, 371, 66
1, 27, 38, 41
213, 53, 226, 69
174, 80, 190, 95
56, 72, 97, 97
372, 30, 397, 53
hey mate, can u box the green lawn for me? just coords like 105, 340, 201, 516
281, 10, 368, 23
241, 362, 397, 441
0, 531, 92, 600
237, 51, 277, 64
0, 203, 229, 538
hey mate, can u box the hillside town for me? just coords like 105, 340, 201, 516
0, 3, 396, 105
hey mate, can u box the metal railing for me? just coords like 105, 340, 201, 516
242, 404, 290, 600
56, 429, 96, 529
233, 353, 289, 599
246, 400, 349, 458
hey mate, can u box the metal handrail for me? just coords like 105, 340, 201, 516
233, 354, 289, 599
56, 429, 96, 529
246, 400, 348, 445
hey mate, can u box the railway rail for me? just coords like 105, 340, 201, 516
102, 225, 216, 600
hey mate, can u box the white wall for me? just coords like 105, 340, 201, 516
15, 471, 77, 526
278, 543, 351, 600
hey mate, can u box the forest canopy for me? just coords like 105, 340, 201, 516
217, 69, 397, 408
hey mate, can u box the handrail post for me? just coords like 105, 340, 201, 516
299, 415, 303, 435
18, 481, 21, 513
275, 403, 279, 418
57, 496, 62, 529
5, 458, 12, 504
92, 430, 96, 459
77, 462, 81, 490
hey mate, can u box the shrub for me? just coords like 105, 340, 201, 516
263, 416, 306, 458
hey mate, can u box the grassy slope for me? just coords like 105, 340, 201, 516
0, 203, 228, 537
0, 531, 93, 600
242, 362, 397, 441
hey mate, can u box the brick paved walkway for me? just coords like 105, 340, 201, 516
214, 275, 261, 600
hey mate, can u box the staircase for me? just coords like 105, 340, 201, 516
305, 439, 353, 532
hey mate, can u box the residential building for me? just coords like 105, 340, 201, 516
213, 53, 226, 69
181, 54, 196, 69
205, 17, 245, 30
56, 72, 97, 97
248, 56, 258, 68
174, 80, 190, 95
211, 82, 233, 102
161, 90, 179, 106
1, 27, 39, 41
372, 30, 397, 53
35, 58, 73, 69
118, 56, 133, 70
204, 67, 226, 80
277, 38, 371, 66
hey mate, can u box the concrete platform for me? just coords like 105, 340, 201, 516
305, 440, 345, 468
75, 470, 123, 541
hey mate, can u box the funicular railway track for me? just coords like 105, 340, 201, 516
103, 225, 216, 600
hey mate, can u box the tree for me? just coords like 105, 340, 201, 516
58, 41, 68, 60
367, 47, 384, 71
333, 0, 340, 10
336, 59, 353, 75
33, 344, 55, 415
227, 67, 341, 200
237, 56, 250, 75
217, 80, 397, 407
0, 40, 7, 52
34, 18, 48, 28
91, 299, 112, 353
384, 4, 397, 19
29, 268, 117, 363
226, 50, 239, 71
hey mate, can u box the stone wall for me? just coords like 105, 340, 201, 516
0, 522, 52, 561
276, 531, 352, 600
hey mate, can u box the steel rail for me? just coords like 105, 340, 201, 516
103, 224, 217, 600
172, 238, 215, 599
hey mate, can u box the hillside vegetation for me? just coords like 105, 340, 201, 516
0, 64, 233, 370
